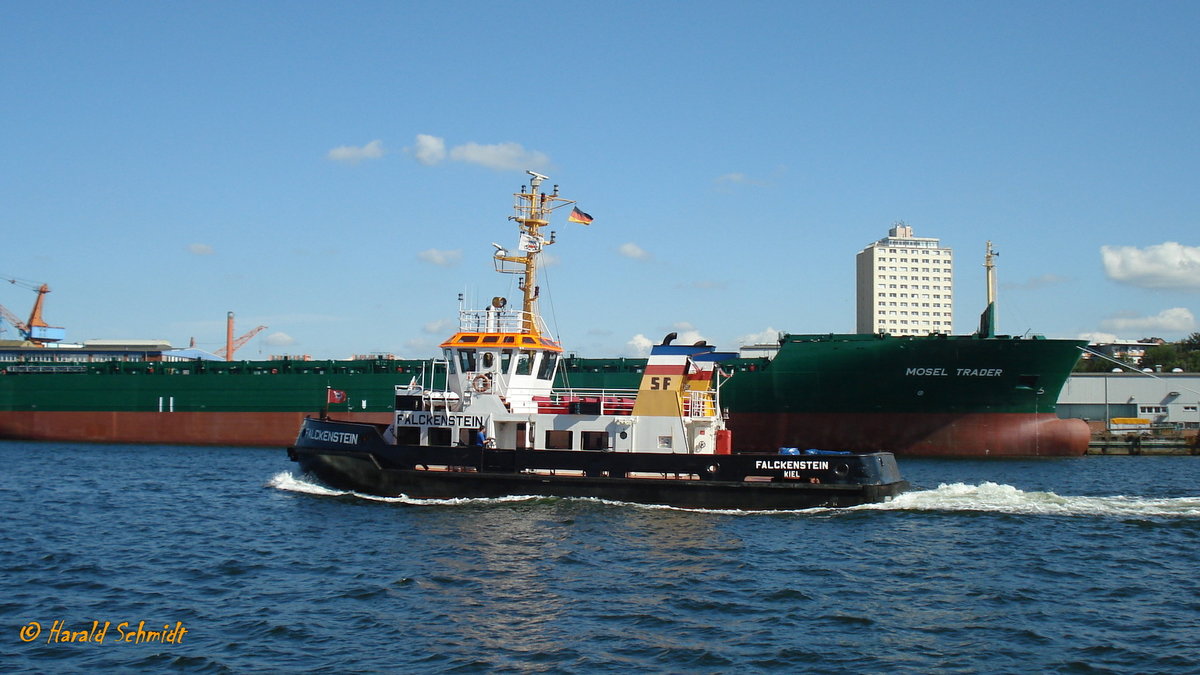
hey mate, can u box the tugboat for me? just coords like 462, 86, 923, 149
287, 172, 909, 510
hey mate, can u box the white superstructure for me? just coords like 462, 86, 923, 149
855, 222, 954, 335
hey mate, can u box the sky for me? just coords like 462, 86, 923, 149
2, 1, 1198, 360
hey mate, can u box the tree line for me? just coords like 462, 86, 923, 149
1074, 333, 1200, 373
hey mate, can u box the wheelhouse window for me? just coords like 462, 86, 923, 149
515, 351, 534, 376
428, 427, 452, 446
443, 348, 457, 374
537, 352, 559, 380
457, 349, 477, 373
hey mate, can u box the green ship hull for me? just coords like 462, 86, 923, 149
0, 357, 645, 447
0, 335, 1087, 456
718, 333, 1090, 457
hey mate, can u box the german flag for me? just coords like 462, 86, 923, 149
567, 206, 594, 225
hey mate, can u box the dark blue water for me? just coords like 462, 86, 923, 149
2, 441, 1198, 673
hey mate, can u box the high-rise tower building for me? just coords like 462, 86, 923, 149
855, 223, 954, 335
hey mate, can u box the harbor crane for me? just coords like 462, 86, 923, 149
215, 311, 267, 360
0, 277, 66, 344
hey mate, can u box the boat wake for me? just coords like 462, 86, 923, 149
266, 471, 547, 506
267, 472, 1200, 518
856, 481, 1200, 518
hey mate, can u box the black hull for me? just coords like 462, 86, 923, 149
287, 418, 909, 510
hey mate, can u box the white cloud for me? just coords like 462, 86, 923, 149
423, 318, 456, 334
411, 134, 446, 165
619, 242, 651, 260
188, 243, 214, 255
404, 337, 437, 355
449, 141, 550, 171
1100, 307, 1196, 334
668, 322, 708, 347
406, 134, 551, 171
626, 333, 654, 357
417, 249, 462, 267
264, 332, 296, 347
327, 139, 385, 164
737, 327, 782, 346
1078, 332, 1119, 344
1101, 242, 1200, 289
624, 325, 712, 357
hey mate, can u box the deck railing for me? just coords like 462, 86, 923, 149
536, 387, 719, 418
458, 308, 552, 336
536, 388, 638, 415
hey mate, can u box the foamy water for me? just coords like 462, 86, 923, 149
270, 471, 1200, 518
267, 471, 546, 506
859, 480, 1200, 517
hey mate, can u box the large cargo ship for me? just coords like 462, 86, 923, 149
718, 332, 1088, 457
1, 251, 1087, 458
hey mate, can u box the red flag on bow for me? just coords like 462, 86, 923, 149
327, 389, 347, 404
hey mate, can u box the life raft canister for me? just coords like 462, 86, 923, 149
715, 429, 732, 455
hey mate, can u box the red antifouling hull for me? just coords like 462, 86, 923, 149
728, 412, 1090, 457
0, 410, 1090, 457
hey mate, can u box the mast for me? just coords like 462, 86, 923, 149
978, 240, 998, 338
492, 171, 573, 336
985, 240, 997, 307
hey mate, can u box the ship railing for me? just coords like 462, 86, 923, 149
395, 359, 453, 393
2, 364, 88, 374
534, 388, 720, 418
684, 390, 719, 418
539, 387, 639, 415
458, 307, 551, 336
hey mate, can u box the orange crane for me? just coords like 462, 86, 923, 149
0, 278, 65, 344
215, 311, 267, 360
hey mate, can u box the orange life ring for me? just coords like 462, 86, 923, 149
471, 374, 491, 393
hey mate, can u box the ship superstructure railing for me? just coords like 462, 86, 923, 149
458, 307, 553, 337
685, 390, 719, 418
397, 359, 453, 394
539, 387, 638, 415
535, 388, 720, 419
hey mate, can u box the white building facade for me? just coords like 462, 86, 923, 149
855, 223, 954, 335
